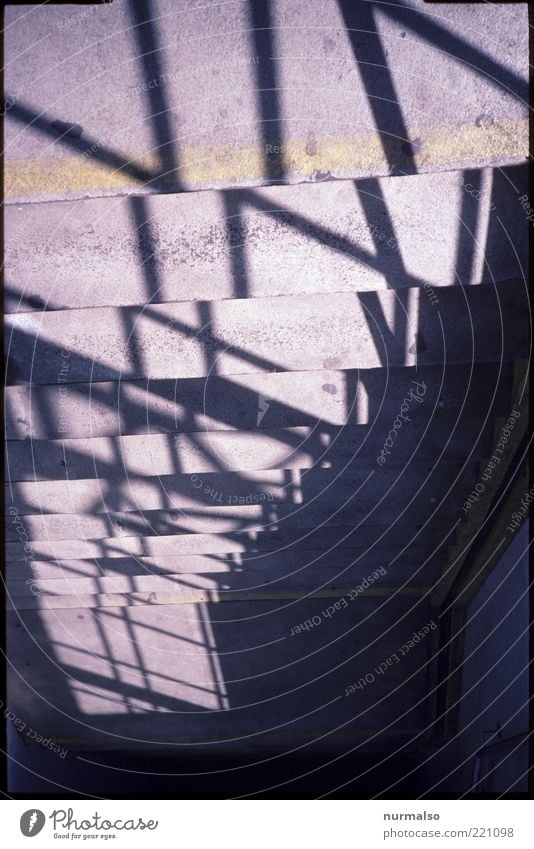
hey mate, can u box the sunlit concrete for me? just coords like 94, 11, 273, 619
5, 167, 527, 312
4, 2, 528, 201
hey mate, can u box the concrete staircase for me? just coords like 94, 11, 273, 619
3, 0, 529, 788
5, 163, 529, 760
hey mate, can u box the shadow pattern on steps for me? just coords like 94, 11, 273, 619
3, 0, 530, 788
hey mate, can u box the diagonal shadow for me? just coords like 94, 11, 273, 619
6, 4, 524, 772
378, 0, 528, 104
454, 170, 482, 287
352, 177, 411, 366
248, 0, 285, 183
222, 190, 250, 299
6, 101, 165, 190
238, 187, 427, 287
128, 0, 182, 190
338, 0, 417, 176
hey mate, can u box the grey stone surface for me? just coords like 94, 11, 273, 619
4, 2, 528, 202
4, 513, 451, 561
5, 166, 527, 312
7, 566, 433, 604
5, 362, 514, 441
5, 518, 441, 566
7, 458, 477, 516
5, 282, 529, 384
7, 595, 432, 747
7, 544, 442, 582
6, 413, 492, 483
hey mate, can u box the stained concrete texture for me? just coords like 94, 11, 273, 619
4, 3, 529, 772
4, 166, 528, 312
7, 595, 433, 749
5, 281, 530, 384
7, 457, 477, 515
6, 414, 492, 483
7, 545, 441, 583
5, 361, 514, 441
5, 522, 441, 572
3, 2, 528, 202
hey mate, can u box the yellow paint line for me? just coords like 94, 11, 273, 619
4, 120, 527, 201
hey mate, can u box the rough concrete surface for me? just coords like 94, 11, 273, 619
4, 1, 529, 774
4, 2, 528, 201
4, 166, 528, 311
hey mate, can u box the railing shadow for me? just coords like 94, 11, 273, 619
4, 0, 529, 785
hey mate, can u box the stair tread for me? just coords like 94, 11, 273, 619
7, 458, 478, 516
8, 545, 439, 588
5, 168, 527, 310
5, 362, 514, 441
7, 596, 433, 750
6, 413, 493, 482
6, 283, 529, 385
4, 1, 527, 202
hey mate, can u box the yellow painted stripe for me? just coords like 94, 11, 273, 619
5, 119, 527, 201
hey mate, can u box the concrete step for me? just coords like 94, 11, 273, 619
6, 413, 493, 482
5, 166, 527, 312
5, 522, 441, 572
4, 462, 474, 543
7, 544, 441, 585
8, 583, 429, 612
5, 362, 514, 441
6, 504, 281, 541
5, 282, 529, 385
7, 562, 434, 605
7, 596, 433, 749
5, 472, 473, 567
2, 509, 460, 567
4, 1, 527, 202
7, 543, 443, 582
7, 459, 477, 517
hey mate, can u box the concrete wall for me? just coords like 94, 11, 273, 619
457, 520, 529, 791
419, 521, 529, 793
